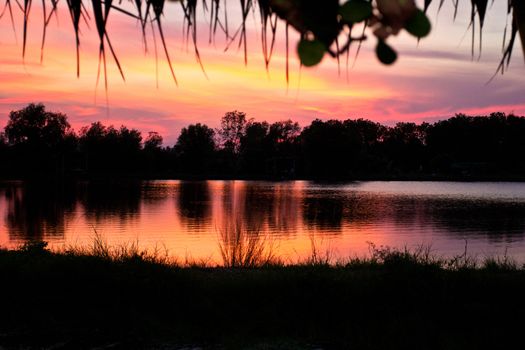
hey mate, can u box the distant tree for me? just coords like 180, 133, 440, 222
300, 119, 362, 178
78, 122, 104, 171
267, 120, 301, 151
115, 126, 142, 156
0, 132, 8, 173
426, 114, 486, 164
263, 120, 301, 177
349, 119, 387, 147
79, 121, 106, 144
5, 103, 71, 149
218, 111, 248, 154
499, 113, 525, 170
79, 122, 142, 173
4, 107, 525, 179
142, 131, 165, 173
424, 112, 525, 174
383, 122, 427, 172
144, 132, 163, 151
176, 123, 216, 173
0, 132, 7, 148
239, 121, 270, 174
340, 119, 388, 173
3, 103, 75, 175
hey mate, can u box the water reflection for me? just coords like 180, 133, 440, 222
303, 195, 344, 231
269, 182, 302, 234
2, 180, 525, 259
425, 199, 525, 243
78, 180, 142, 223
2, 181, 76, 240
243, 183, 272, 231
177, 181, 212, 229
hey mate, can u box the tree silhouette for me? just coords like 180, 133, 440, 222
144, 132, 163, 151
5, 103, 70, 148
267, 120, 301, 152
382, 122, 427, 172
301, 119, 362, 178
218, 111, 248, 154
238, 119, 300, 177
240, 121, 270, 175
3, 103, 525, 179
79, 122, 142, 173
175, 123, 216, 173
143, 131, 165, 174
265, 120, 301, 177
4, 103, 75, 175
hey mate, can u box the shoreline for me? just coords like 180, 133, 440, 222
5, 172, 525, 182
1, 242, 524, 349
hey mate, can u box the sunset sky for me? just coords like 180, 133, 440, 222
0, 0, 524, 144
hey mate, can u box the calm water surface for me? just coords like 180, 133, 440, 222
2, 180, 525, 262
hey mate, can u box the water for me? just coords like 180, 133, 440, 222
2, 180, 525, 262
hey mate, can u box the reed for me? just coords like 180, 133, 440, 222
217, 220, 279, 268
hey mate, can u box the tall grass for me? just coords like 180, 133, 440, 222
217, 221, 278, 268
302, 232, 334, 266
343, 241, 520, 271
52, 232, 173, 265
9, 234, 524, 271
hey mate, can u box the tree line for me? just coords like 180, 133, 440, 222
1, 103, 525, 180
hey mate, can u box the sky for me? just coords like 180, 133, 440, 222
0, 0, 524, 144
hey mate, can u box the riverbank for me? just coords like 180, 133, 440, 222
1, 242, 524, 349
6, 171, 525, 182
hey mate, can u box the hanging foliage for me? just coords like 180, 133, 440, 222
0, 0, 523, 82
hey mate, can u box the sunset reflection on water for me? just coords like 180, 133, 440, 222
2, 180, 525, 263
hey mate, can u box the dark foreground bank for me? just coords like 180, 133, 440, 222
1, 243, 525, 350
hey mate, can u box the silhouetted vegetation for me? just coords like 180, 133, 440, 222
1, 240, 525, 349
3, 0, 523, 84
1, 104, 76, 176
175, 123, 217, 174
3, 104, 525, 180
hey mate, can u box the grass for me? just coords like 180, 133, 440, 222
218, 221, 278, 268
1, 238, 525, 349
66, 232, 174, 266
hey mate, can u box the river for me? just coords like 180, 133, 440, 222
1, 180, 525, 263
